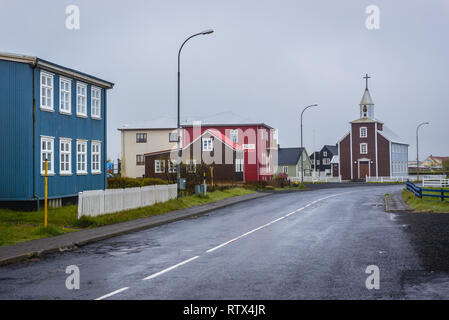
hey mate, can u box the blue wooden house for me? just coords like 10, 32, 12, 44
0, 53, 114, 208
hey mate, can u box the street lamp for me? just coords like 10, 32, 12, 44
176, 29, 214, 197
416, 121, 429, 181
300, 104, 318, 184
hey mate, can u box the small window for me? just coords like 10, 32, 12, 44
282, 166, 288, 174
187, 160, 197, 173
323, 158, 330, 165
230, 130, 238, 143
155, 160, 165, 173
76, 140, 87, 174
59, 78, 71, 114
76, 83, 87, 117
323, 151, 327, 157
136, 155, 145, 165
202, 138, 213, 151
91, 87, 101, 119
360, 143, 368, 154
40, 136, 54, 175
360, 127, 367, 138
235, 159, 244, 172
169, 132, 178, 142
91, 141, 101, 174
317, 160, 320, 165
59, 139, 72, 175
168, 161, 177, 173
136, 133, 147, 143
40, 72, 54, 111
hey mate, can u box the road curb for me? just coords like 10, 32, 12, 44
0, 192, 271, 267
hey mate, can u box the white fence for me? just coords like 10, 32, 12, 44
290, 176, 342, 183
423, 178, 449, 188
366, 175, 446, 183
78, 184, 177, 218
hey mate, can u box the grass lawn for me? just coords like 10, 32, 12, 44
402, 189, 449, 213
0, 188, 253, 247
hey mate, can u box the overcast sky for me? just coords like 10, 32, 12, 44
1, 0, 448, 161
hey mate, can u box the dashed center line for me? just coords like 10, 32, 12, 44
94, 191, 354, 300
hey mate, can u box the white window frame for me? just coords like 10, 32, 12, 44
235, 158, 244, 173
323, 158, 330, 165
230, 129, 239, 143
76, 140, 88, 175
59, 77, 71, 114
91, 86, 101, 119
186, 159, 197, 173
155, 160, 165, 173
202, 138, 213, 151
169, 132, 178, 142
59, 138, 72, 175
40, 72, 54, 111
76, 82, 87, 117
360, 143, 368, 154
323, 151, 327, 157
91, 141, 101, 174
40, 136, 55, 175
360, 127, 368, 138
168, 161, 177, 173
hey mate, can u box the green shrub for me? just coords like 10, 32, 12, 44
107, 177, 168, 189
142, 178, 168, 186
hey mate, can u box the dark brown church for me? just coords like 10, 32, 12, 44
337, 75, 409, 181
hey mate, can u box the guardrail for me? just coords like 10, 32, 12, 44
406, 181, 449, 202
423, 178, 449, 188
78, 184, 178, 219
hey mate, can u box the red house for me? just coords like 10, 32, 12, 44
182, 122, 277, 182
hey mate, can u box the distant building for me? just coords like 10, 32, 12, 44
338, 75, 409, 180
276, 147, 311, 178
118, 126, 179, 178
0, 52, 114, 208
420, 155, 449, 169
144, 129, 245, 183
310, 145, 338, 176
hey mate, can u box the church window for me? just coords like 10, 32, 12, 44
360, 143, 368, 154
360, 127, 367, 138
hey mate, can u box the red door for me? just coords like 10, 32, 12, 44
359, 161, 369, 180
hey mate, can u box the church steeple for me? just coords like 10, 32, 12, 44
360, 74, 374, 119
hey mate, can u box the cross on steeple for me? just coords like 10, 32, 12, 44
363, 73, 371, 90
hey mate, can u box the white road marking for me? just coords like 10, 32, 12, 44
207, 191, 354, 253
143, 256, 200, 280
95, 287, 129, 300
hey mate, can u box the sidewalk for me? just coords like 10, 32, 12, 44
0, 192, 270, 266
384, 190, 411, 213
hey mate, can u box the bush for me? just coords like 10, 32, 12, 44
107, 177, 168, 189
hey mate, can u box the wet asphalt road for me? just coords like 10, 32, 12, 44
1, 185, 448, 300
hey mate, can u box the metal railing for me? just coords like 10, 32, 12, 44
366, 175, 446, 183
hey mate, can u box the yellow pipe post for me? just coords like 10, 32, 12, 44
44, 159, 48, 228
211, 167, 214, 187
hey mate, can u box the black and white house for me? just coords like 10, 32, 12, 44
310, 145, 338, 176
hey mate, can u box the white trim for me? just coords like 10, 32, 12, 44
202, 138, 213, 151
40, 136, 55, 175
59, 138, 72, 175
40, 71, 54, 111
76, 82, 88, 117
91, 86, 101, 119
154, 159, 165, 173
360, 143, 368, 154
360, 127, 367, 138
59, 77, 72, 115
357, 158, 371, 179
349, 128, 353, 180
76, 140, 88, 175
91, 141, 101, 174
375, 122, 378, 177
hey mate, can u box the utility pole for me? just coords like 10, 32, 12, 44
300, 104, 318, 183
416, 122, 429, 181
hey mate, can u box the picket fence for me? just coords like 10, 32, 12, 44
77, 184, 177, 219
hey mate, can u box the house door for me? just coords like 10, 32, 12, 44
359, 161, 370, 180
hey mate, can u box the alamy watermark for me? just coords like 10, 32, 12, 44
365, 265, 380, 290
65, 5, 80, 30
65, 265, 80, 290
365, 5, 380, 30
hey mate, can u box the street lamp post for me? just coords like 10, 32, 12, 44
300, 104, 318, 184
177, 29, 214, 197
416, 121, 429, 181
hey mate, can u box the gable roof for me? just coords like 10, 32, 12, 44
278, 148, 304, 165
378, 125, 408, 145
323, 145, 338, 156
